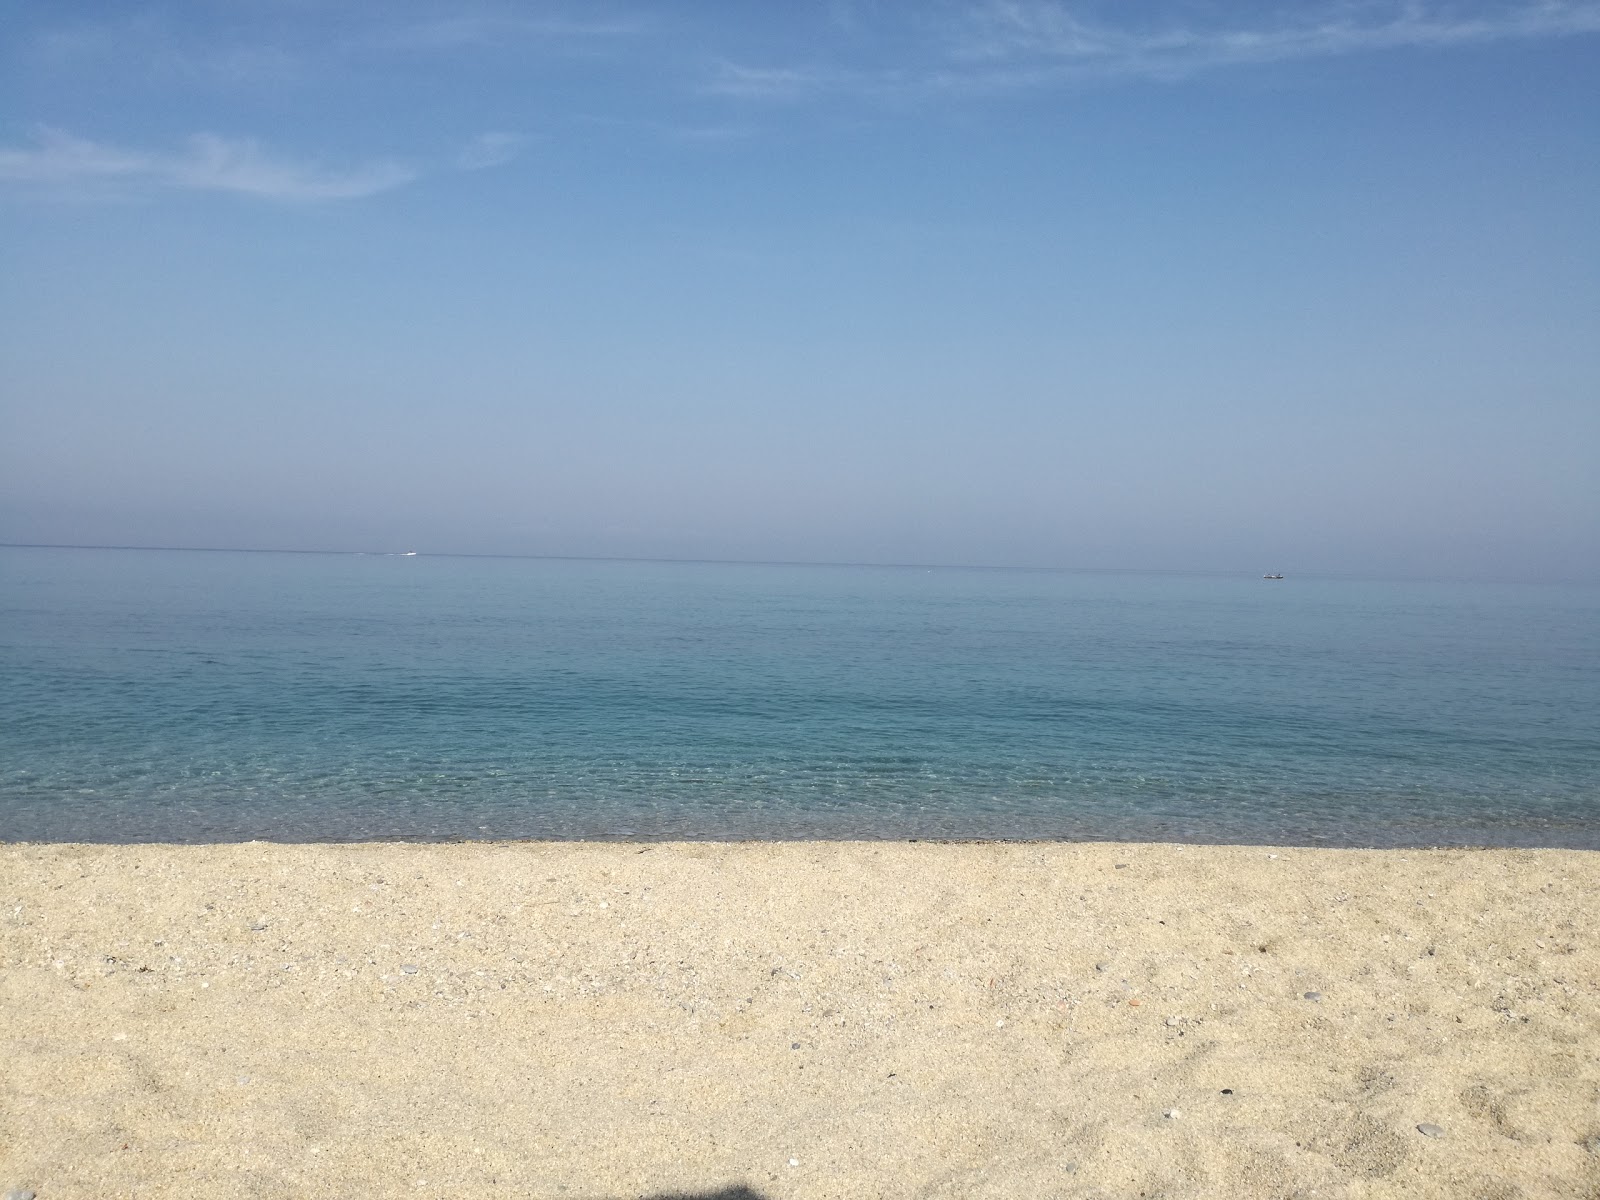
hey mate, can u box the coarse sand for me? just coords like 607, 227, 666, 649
2, 840, 1597, 1198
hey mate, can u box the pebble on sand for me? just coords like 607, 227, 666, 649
1164, 1109, 1180, 1120
401, 965, 419, 975
5, 1189, 38, 1200
1303, 991, 1323, 1001
1417, 1123, 1445, 1138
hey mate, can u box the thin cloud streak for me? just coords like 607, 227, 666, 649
712, 1, 1600, 99
373, 14, 648, 52
456, 131, 528, 170
950, 0, 1600, 77
702, 62, 831, 100
0, 128, 414, 201
20, 8, 647, 94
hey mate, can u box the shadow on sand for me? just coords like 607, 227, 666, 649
638, 1189, 769, 1200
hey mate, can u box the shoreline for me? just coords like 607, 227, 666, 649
3, 840, 1597, 1198
10, 828, 1600, 850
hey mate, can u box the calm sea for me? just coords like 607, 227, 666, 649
2, 545, 1596, 846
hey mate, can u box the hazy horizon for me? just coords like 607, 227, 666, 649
3, 2, 1597, 582
8, 540, 1600, 588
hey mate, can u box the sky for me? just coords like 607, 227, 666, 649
2, 1, 1597, 580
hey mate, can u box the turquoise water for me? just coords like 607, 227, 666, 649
2, 546, 1597, 846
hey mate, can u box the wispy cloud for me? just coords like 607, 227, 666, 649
564, 113, 758, 146
374, 14, 648, 53
171, 135, 414, 199
948, 0, 1600, 79
708, 1, 1600, 99
26, 14, 295, 88
703, 62, 830, 100
456, 131, 528, 171
0, 128, 414, 201
662, 123, 756, 144
22, 7, 647, 94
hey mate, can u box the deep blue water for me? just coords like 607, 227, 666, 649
2, 546, 1597, 846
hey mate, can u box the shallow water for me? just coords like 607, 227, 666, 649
2, 546, 1596, 846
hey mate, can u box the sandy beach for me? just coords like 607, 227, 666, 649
2, 841, 1596, 1199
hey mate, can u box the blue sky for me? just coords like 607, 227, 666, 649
2, 1, 1597, 579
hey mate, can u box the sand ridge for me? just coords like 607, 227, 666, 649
1, 841, 1597, 1198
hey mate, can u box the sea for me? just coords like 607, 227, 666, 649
2, 545, 1597, 847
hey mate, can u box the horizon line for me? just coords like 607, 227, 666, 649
0, 541, 1590, 586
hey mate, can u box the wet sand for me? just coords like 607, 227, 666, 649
2, 841, 1596, 1198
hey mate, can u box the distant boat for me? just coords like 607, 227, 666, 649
1262, 573, 1284, 580
400, 551, 417, 557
